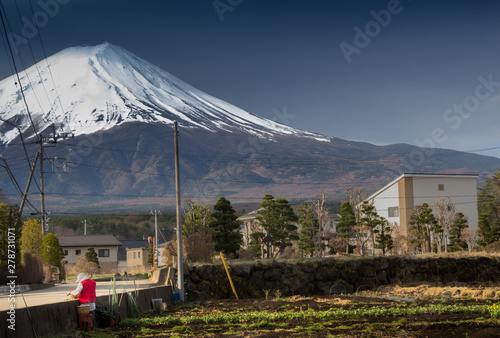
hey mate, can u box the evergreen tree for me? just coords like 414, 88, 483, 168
336, 202, 356, 254
408, 203, 436, 253
358, 201, 382, 256
448, 212, 468, 251
21, 218, 43, 263
477, 213, 500, 246
41, 233, 63, 269
374, 218, 393, 256
209, 197, 243, 257
84, 247, 100, 268
253, 195, 298, 258
297, 203, 319, 257
478, 170, 500, 223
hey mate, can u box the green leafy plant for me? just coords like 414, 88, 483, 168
488, 303, 500, 319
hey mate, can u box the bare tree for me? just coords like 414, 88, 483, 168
461, 227, 478, 253
432, 197, 456, 253
182, 199, 213, 238
312, 191, 329, 257
353, 224, 371, 256
389, 223, 409, 255
345, 187, 365, 223
329, 237, 347, 255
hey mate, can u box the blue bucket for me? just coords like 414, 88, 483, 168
172, 293, 180, 301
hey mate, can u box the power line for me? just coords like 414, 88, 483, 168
0, 0, 39, 139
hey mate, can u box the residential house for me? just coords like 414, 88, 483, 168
238, 209, 263, 250
364, 173, 479, 236
118, 238, 150, 268
126, 247, 148, 269
59, 234, 122, 271
120, 238, 168, 270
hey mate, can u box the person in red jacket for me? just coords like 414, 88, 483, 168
68, 273, 97, 320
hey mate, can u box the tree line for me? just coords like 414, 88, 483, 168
0, 204, 64, 284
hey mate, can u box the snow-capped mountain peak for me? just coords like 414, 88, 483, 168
0, 42, 328, 144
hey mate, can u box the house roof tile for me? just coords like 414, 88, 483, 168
58, 235, 122, 247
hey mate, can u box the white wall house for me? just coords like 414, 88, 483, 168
59, 234, 122, 271
365, 173, 479, 235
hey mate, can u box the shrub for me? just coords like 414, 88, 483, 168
484, 241, 500, 253
185, 233, 215, 263
20, 253, 44, 284
84, 262, 100, 277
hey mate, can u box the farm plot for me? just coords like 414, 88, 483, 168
84, 294, 500, 337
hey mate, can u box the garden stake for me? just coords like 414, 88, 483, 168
220, 252, 238, 299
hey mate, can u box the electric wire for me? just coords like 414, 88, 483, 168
0, 0, 39, 139
13, 0, 54, 119
26, 0, 68, 129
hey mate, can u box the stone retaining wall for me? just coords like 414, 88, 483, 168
184, 256, 500, 299
0, 285, 172, 338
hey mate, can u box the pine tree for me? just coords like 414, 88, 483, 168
337, 202, 356, 254
209, 197, 243, 257
374, 219, 393, 256
408, 203, 436, 253
297, 203, 319, 257
359, 201, 382, 256
448, 212, 468, 251
478, 170, 500, 223
254, 195, 298, 258
477, 213, 500, 246
84, 247, 100, 268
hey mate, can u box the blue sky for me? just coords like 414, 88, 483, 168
1, 0, 499, 157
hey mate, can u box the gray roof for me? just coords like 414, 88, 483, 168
58, 235, 122, 247
0, 189, 12, 205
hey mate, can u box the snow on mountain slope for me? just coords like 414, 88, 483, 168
0, 43, 328, 144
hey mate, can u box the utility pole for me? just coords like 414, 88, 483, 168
39, 140, 47, 234
174, 121, 184, 301
151, 210, 159, 268
37, 124, 73, 235
82, 220, 92, 235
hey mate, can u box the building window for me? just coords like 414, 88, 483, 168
138, 251, 141, 259
64, 250, 68, 256
99, 249, 110, 258
76, 249, 81, 255
133, 252, 136, 259
388, 206, 399, 218
438, 184, 444, 191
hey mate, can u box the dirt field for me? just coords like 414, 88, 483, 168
75, 284, 500, 338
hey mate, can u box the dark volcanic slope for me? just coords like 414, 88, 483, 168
2, 122, 498, 210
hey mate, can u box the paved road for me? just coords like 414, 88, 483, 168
0, 279, 157, 311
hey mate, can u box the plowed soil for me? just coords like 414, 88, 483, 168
87, 292, 500, 337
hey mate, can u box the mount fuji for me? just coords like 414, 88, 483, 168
0, 42, 326, 145
0, 43, 499, 212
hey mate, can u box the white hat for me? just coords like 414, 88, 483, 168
76, 273, 87, 283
